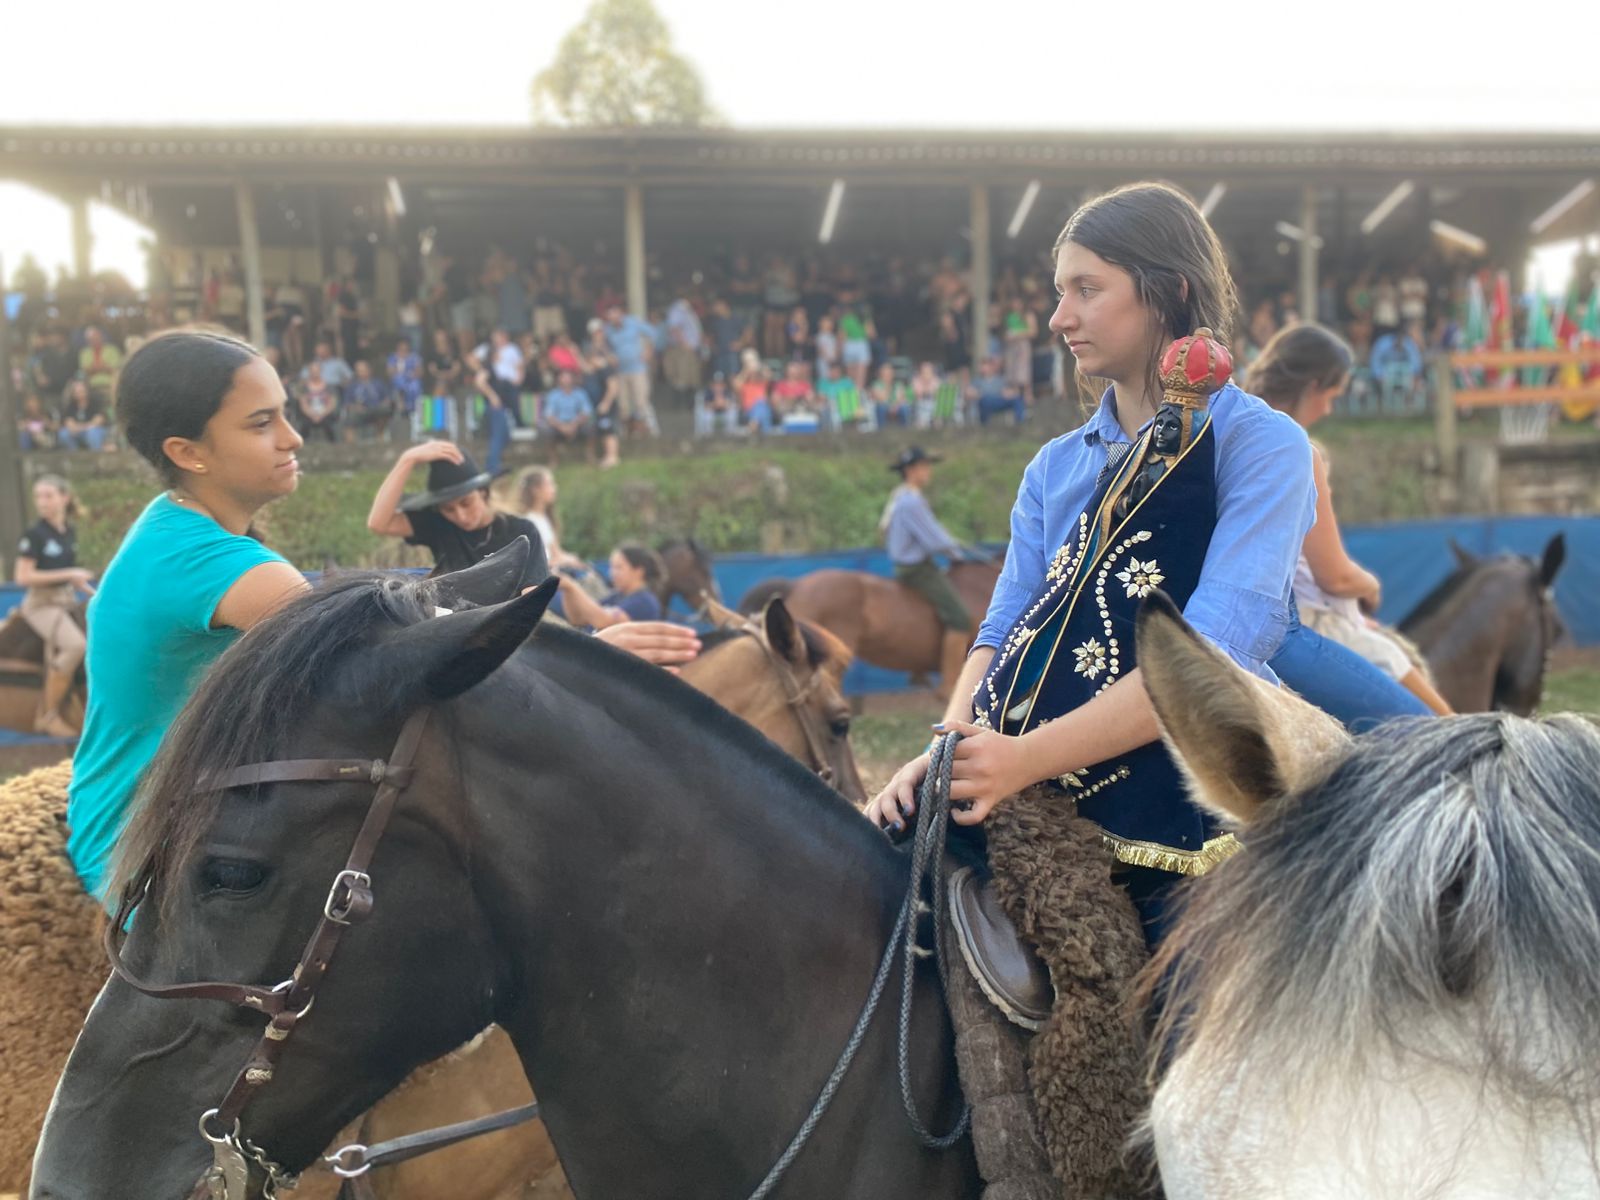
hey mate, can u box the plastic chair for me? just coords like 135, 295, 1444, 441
411, 394, 459, 441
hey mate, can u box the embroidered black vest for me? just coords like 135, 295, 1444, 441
974, 401, 1238, 876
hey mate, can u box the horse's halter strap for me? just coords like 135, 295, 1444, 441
720, 615, 838, 786
103, 707, 434, 1193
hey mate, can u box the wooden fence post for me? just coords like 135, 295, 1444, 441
1432, 354, 1458, 504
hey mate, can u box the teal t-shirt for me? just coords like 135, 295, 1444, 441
67, 495, 286, 898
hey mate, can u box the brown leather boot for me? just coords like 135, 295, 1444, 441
35, 669, 80, 738
938, 629, 971, 701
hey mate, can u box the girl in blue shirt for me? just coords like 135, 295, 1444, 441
67, 330, 309, 897
867, 183, 1370, 942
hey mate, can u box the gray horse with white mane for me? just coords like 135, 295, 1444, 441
1137, 592, 1600, 1200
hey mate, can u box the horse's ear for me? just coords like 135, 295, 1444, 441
1449, 539, 1479, 570
1136, 592, 1349, 826
762, 598, 807, 669
1539, 532, 1566, 589
378, 577, 558, 707
430, 536, 538, 609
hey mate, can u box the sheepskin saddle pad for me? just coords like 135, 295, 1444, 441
945, 785, 1157, 1200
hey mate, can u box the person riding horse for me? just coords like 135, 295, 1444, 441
13, 475, 91, 737
881, 446, 976, 693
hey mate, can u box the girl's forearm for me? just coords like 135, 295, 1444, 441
1012, 669, 1160, 784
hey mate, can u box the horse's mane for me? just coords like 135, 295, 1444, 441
110, 573, 443, 905
113, 573, 876, 910
1145, 713, 1600, 1124
1400, 553, 1531, 632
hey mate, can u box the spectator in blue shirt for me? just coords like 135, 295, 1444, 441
604, 304, 658, 436
342, 359, 394, 442
1370, 324, 1424, 381
301, 339, 352, 394
541, 369, 594, 460
969, 355, 1027, 425
386, 338, 423, 415
555, 542, 666, 629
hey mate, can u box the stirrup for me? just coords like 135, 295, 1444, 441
948, 867, 1053, 1033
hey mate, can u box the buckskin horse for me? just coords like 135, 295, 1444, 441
1401, 532, 1566, 715
31, 569, 972, 1199
738, 561, 1002, 697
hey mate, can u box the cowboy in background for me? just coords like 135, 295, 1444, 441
881, 446, 976, 697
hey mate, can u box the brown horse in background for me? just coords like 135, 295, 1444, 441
0, 604, 87, 737
739, 561, 1002, 696
656, 537, 721, 614
1401, 533, 1566, 715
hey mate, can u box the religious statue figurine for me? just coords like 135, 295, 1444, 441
1113, 402, 1185, 523
1105, 328, 1234, 531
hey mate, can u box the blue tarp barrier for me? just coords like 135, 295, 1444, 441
4, 515, 1594, 706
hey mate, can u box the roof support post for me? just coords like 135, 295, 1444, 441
969, 183, 991, 372
624, 183, 646, 318
234, 179, 267, 349
1298, 185, 1319, 325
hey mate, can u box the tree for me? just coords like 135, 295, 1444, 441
531, 0, 718, 128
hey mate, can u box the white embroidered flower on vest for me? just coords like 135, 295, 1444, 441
1116, 557, 1164, 599
1072, 637, 1108, 680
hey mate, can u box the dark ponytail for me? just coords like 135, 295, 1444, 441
117, 328, 261, 486
1244, 324, 1353, 416
614, 542, 665, 589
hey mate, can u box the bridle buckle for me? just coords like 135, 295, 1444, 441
323, 869, 373, 925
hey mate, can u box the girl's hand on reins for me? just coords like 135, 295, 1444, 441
868, 753, 930, 834
939, 719, 1038, 825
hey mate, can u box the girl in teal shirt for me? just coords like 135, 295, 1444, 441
67, 330, 308, 898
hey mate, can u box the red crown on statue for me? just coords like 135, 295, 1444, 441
1159, 328, 1233, 408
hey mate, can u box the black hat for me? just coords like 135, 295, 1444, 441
399, 451, 500, 512
890, 446, 942, 474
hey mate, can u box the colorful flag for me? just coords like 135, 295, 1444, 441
1457, 272, 1488, 389
1487, 271, 1513, 386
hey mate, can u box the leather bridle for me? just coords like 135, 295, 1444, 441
104, 707, 538, 1199
712, 613, 841, 788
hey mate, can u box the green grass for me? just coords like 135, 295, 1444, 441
63, 415, 1493, 572
853, 708, 940, 770
1542, 668, 1600, 717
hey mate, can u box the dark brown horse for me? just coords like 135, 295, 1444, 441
0, 605, 87, 737
739, 562, 1002, 695
655, 538, 721, 615
1401, 533, 1566, 715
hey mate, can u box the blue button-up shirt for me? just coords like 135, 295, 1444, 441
975, 383, 1314, 681
544, 386, 594, 424
886, 487, 959, 565
606, 316, 653, 375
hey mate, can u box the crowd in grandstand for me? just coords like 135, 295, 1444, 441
9, 240, 1580, 458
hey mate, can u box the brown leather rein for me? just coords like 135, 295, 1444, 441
103, 707, 538, 1199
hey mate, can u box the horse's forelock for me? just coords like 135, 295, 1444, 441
1147, 712, 1600, 1123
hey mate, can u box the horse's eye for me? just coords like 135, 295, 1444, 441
199, 858, 267, 895
830, 717, 852, 737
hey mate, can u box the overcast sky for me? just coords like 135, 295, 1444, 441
4, 0, 1599, 131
